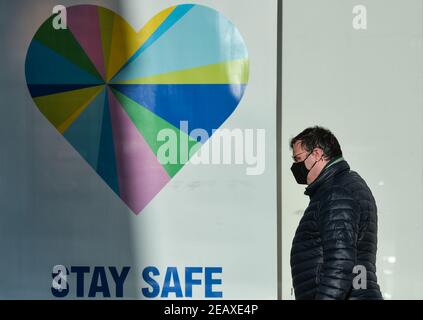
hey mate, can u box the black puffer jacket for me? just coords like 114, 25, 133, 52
290, 159, 383, 300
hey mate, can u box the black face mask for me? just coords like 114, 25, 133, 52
290, 152, 319, 185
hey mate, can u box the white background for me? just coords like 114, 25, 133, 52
281, 0, 423, 299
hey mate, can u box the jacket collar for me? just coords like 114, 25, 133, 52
304, 158, 350, 197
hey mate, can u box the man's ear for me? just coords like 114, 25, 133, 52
313, 147, 324, 159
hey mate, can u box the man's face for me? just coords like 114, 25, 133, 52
292, 141, 313, 168
292, 140, 324, 184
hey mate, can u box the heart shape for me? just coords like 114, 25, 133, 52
25, 4, 249, 214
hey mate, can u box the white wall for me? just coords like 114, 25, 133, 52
281, 0, 423, 299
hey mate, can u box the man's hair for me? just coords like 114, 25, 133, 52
290, 126, 342, 161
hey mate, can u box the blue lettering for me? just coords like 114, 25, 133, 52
142, 266, 160, 298
88, 267, 110, 298
71, 266, 90, 298
185, 267, 202, 297
161, 267, 183, 298
205, 267, 222, 298
109, 266, 130, 298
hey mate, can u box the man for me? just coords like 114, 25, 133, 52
289, 126, 382, 300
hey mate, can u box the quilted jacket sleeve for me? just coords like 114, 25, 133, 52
315, 187, 360, 300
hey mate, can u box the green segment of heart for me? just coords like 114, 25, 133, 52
111, 88, 201, 178
34, 15, 103, 81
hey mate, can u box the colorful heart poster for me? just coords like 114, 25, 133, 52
25, 4, 249, 214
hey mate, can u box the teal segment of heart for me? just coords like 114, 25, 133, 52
112, 4, 248, 82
